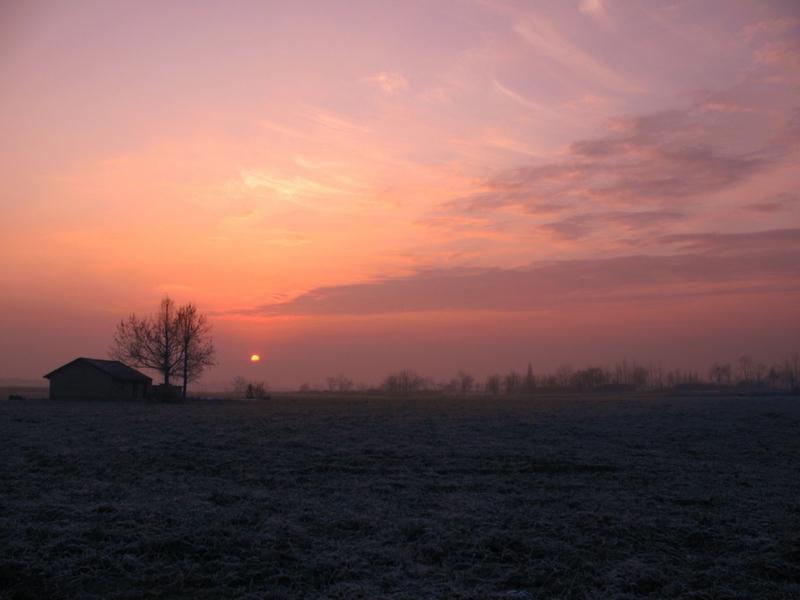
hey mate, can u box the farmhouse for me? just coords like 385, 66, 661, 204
44, 358, 152, 400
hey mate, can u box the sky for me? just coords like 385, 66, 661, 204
1, 0, 798, 389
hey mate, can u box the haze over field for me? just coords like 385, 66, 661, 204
1, 0, 798, 388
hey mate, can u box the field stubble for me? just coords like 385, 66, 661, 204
1, 394, 799, 599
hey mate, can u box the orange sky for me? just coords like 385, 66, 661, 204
1, 1, 798, 389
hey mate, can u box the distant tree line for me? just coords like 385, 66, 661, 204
304, 353, 800, 396
709, 354, 799, 390
326, 373, 354, 393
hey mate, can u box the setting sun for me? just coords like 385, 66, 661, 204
250, 355, 260, 363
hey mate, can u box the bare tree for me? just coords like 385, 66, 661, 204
397, 369, 425, 395
444, 378, 460, 395
230, 376, 249, 396
504, 371, 523, 394
485, 374, 501, 396
176, 302, 216, 397
613, 358, 630, 385
110, 295, 216, 398
709, 363, 731, 386
768, 366, 781, 389
784, 353, 800, 390
523, 362, 536, 393
631, 364, 650, 389
245, 380, 270, 399
336, 374, 354, 392
737, 355, 754, 383
555, 364, 573, 388
571, 367, 608, 391
615, 359, 649, 389
382, 373, 399, 394
110, 296, 182, 390
650, 362, 665, 390
384, 369, 418, 395
458, 370, 475, 396
325, 376, 338, 392
326, 374, 353, 393
754, 363, 767, 386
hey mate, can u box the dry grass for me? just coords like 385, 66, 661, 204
1, 394, 799, 599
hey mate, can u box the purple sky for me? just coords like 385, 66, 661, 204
1, 1, 798, 388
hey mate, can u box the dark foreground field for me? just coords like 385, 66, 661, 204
1, 394, 799, 599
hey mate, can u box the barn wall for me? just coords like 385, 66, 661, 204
112, 378, 130, 400
49, 363, 114, 399
112, 378, 150, 400
124, 379, 150, 399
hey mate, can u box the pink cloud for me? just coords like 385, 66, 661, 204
444, 96, 794, 216
232, 228, 800, 318
362, 72, 410, 94
541, 210, 685, 240
743, 193, 798, 214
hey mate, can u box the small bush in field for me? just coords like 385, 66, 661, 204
246, 380, 270, 399
230, 376, 270, 399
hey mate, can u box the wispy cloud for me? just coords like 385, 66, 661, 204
743, 193, 798, 214
579, 0, 606, 20
362, 71, 410, 94
492, 79, 562, 117
541, 210, 685, 240
309, 110, 374, 135
659, 228, 800, 255
512, 17, 640, 93
240, 169, 351, 198
258, 119, 315, 141
233, 167, 368, 213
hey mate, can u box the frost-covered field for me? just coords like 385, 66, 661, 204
1, 394, 799, 599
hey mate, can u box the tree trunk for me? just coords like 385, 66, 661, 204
182, 352, 188, 398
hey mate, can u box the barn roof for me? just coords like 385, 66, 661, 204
44, 358, 152, 382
